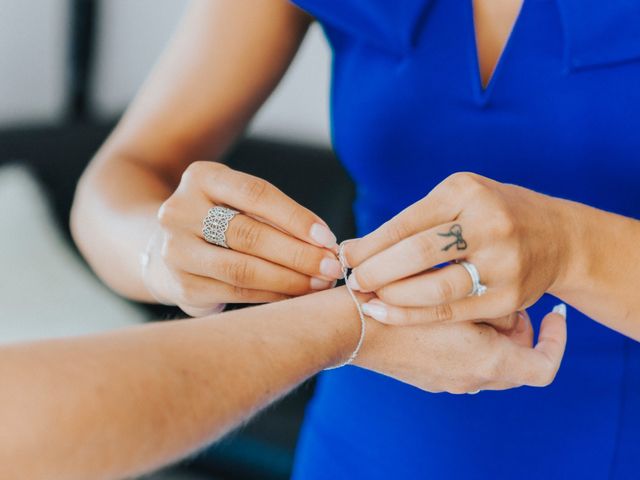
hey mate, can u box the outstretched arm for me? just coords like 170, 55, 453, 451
0, 288, 360, 480
0, 285, 565, 480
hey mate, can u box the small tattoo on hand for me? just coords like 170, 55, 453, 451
437, 224, 468, 251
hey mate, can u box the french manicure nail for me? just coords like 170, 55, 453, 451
516, 311, 528, 332
346, 273, 362, 291
362, 302, 388, 321
211, 303, 227, 314
552, 303, 567, 318
310, 277, 332, 290
320, 258, 344, 279
310, 223, 338, 249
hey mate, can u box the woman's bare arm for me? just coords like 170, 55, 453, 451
0, 285, 566, 480
71, 0, 314, 301
0, 288, 360, 480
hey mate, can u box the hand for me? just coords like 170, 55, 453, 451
356, 304, 568, 393
343, 172, 571, 327
145, 161, 343, 316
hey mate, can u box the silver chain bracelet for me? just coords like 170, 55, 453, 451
325, 240, 367, 370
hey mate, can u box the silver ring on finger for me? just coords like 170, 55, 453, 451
467, 389, 481, 395
457, 260, 487, 297
202, 206, 239, 249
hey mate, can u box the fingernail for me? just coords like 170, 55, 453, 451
310, 277, 332, 290
310, 223, 338, 249
211, 303, 227, 314
362, 302, 388, 321
552, 303, 567, 318
320, 257, 344, 279
516, 311, 528, 332
346, 273, 362, 291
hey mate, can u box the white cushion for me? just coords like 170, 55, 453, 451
0, 165, 147, 344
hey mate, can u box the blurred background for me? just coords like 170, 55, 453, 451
0, 1, 356, 478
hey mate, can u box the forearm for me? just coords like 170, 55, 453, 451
71, 152, 174, 301
0, 286, 362, 480
550, 198, 640, 340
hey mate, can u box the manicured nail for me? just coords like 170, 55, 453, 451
552, 303, 567, 318
362, 302, 388, 321
516, 311, 528, 333
310, 223, 338, 249
346, 273, 362, 291
211, 303, 227, 314
310, 277, 332, 290
320, 257, 344, 279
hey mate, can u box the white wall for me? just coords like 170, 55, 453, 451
0, 0, 68, 126
0, 0, 332, 146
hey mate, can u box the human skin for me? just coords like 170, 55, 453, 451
344, 172, 640, 342
0, 286, 565, 480
71, 0, 340, 316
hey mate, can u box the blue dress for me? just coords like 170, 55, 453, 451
290, 1, 640, 478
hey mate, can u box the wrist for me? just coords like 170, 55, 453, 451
547, 196, 592, 297
301, 286, 377, 369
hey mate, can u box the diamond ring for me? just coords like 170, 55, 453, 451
202, 206, 239, 248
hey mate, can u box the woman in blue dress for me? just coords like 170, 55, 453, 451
74, 0, 640, 478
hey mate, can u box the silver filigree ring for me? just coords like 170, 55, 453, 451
202, 206, 239, 248
457, 260, 487, 297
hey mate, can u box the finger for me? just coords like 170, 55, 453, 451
476, 311, 521, 333
173, 273, 289, 316
180, 303, 227, 318
165, 235, 333, 295
501, 310, 534, 348
475, 382, 521, 392
223, 213, 343, 280
361, 291, 507, 326
342, 174, 476, 267
375, 263, 473, 307
507, 305, 568, 387
202, 163, 337, 248
348, 221, 478, 293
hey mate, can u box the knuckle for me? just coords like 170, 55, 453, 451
446, 172, 479, 192
157, 199, 179, 228
381, 220, 412, 245
285, 205, 309, 232
231, 284, 253, 300
414, 233, 438, 264
290, 245, 312, 272
226, 260, 254, 286
490, 209, 516, 238
182, 161, 209, 183
433, 302, 454, 323
233, 219, 262, 251
239, 176, 269, 203
434, 279, 455, 303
